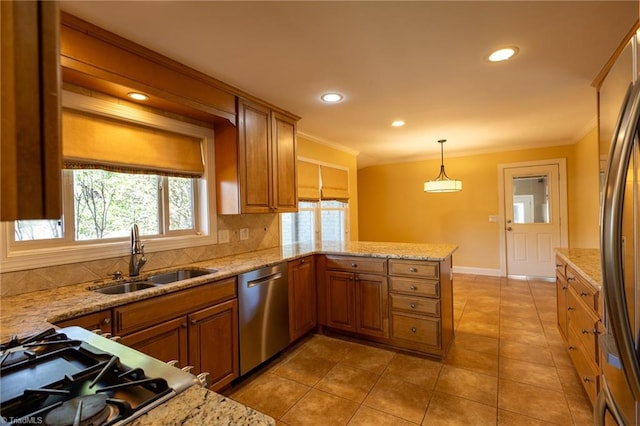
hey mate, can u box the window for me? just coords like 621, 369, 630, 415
2, 91, 216, 272
281, 200, 349, 245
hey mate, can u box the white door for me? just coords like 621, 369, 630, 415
503, 163, 562, 278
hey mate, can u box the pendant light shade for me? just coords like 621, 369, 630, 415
424, 139, 462, 193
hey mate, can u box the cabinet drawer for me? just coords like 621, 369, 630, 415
390, 294, 440, 317
325, 255, 387, 274
389, 277, 439, 298
388, 259, 439, 279
567, 287, 599, 362
114, 277, 236, 335
391, 312, 440, 347
55, 310, 113, 334
567, 327, 599, 404
567, 266, 598, 312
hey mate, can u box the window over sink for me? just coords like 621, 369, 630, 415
2, 91, 217, 272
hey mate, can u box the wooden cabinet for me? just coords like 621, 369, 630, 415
55, 309, 113, 335
555, 254, 602, 405
113, 277, 238, 391
556, 257, 569, 339
288, 256, 317, 342
1, 0, 62, 220
216, 98, 298, 214
323, 256, 389, 338
388, 258, 452, 355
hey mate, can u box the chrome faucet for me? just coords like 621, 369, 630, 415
129, 224, 147, 276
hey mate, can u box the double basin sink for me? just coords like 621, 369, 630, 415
93, 268, 217, 295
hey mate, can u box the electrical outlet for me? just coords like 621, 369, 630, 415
240, 228, 249, 240
218, 229, 230, 243
488, 215, 498, 223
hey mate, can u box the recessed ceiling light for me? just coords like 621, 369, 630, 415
321, 92, 344, 103
391, 120, 405, 127
127, 92, 149, 101
488, 47, 519, 62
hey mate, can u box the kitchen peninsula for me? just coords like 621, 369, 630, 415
0, 241, 456, 425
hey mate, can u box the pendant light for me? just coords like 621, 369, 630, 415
424, 139, 462, 192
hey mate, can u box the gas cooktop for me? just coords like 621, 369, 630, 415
0, 327, 198, 426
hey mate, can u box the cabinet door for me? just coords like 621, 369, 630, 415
238, 99, 271, 213
55, 310, 113, 335
188, 299, 239, 392
325, 270, 355, 331
355, 273, 388, 338
118, 317, 188, 367
288, 256, 316, 342
556, 271, 569, 339
272, 111, 297, 212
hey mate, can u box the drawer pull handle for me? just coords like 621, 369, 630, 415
410, 285, 417, 290
411, 327, 417, 333
102, 318, 111, 325
567, 277, 575, 281
555, 264, 563, 268
567, 307, 575, 311
410, 303, 417, 309
583, 377, 591, 383
562, 286, 567, 290
409, 267, 418, 273
568, 345, 576, 351
579, 291, 588, 297
581, 329, 590, 335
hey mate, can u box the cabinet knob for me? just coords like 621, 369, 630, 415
555, 264, 562, 268
567, 306, 575, 311
182, 322, 188, 328
579, 291, 588, 297
191, 319, 197, 325
583, 377, 592, 383
410, 285, 417, 290
351, 263, 358, 268
562, 286, 567, 290
411, 327, 417, 333
301, 259, 305, 263
568, 345, 576, 351
410, 303, 417, 309
409, 267, 417, 273
102, 318, 111, 325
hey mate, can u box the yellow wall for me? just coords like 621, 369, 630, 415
296, 135, 359, 240
569, 127, 601, 248
358, 142, 600, 272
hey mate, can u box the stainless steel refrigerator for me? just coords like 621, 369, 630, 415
596, 79, 640, 425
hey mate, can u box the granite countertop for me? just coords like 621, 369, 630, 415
129, 386, 275, 426
555, 248, 602, 290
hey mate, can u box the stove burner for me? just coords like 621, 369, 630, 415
44, 394, 111, 426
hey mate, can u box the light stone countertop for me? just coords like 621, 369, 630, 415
0, 240, 456, 426
555, 248, 602, 290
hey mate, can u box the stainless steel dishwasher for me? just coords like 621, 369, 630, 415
238, 262, 289, 375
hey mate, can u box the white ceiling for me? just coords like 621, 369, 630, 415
59, 1, 638, 169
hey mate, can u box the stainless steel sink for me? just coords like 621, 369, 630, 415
147, 268, 216, 284
94, 281, 157, 294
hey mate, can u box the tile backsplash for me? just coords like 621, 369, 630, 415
0, 214, 280, 297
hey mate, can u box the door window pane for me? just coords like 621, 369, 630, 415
512, 175, 549, 224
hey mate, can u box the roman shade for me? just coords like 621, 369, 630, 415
297, 160, 320, 201
320, 165, 349, 201
62, 109, 204, 177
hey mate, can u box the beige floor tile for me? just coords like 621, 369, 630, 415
499, 316, 544, 333
422, 391, 497, 425
499, 325, 548, 346
498, 409, 563, 425
229, 372, 310, 419
384, 353, 442, 389
271, 352, 336, 386
451, 331, 499, 355
443, 345, 499, 377
295, 334, 357, 363
363, 374, 431, 423
460, 310, 500, 324
281, 389, 359, 426
499, 340, 555, 366
434, 365, 498, 407
341, 343, 395, 374
565, 388, 594, 424
315, 363, 379, 403
456, 319, 499, 338
498, 378, 572, 425
499, 357, 563, 391
549, 343, 575, 369
348, 406, 419, 426
556, 366, 590, 398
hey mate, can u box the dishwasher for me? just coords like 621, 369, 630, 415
238, 262, 289, 375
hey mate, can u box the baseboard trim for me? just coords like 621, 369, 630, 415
452, 266, 502, 277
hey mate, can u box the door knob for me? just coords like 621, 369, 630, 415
506, 227, 513, 231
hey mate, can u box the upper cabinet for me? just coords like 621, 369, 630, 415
215, 98, 298, 214
1, 1, 62, 221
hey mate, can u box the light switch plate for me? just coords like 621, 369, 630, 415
488, 215, 498, 223
218, 229, 230, 243
240, 228, 249, 240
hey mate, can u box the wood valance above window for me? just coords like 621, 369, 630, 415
297, 160, 320, 201
62, 109, 204, 177
320, 165, 349, 201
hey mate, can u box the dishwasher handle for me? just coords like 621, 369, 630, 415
247, 272, 283, 288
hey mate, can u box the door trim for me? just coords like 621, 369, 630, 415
497, 158, 568, 277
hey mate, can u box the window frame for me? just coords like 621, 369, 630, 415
1, 91, 218, 273
281, 200, 349, 245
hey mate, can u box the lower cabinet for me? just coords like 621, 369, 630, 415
288, 256, 317, 342
113, 277, 239, 392
55, 309, 113, 335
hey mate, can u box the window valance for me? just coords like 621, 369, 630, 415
297, 160, 320, 201
320, 165, 349, 201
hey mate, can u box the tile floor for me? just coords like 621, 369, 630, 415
225, 274, 594, 425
